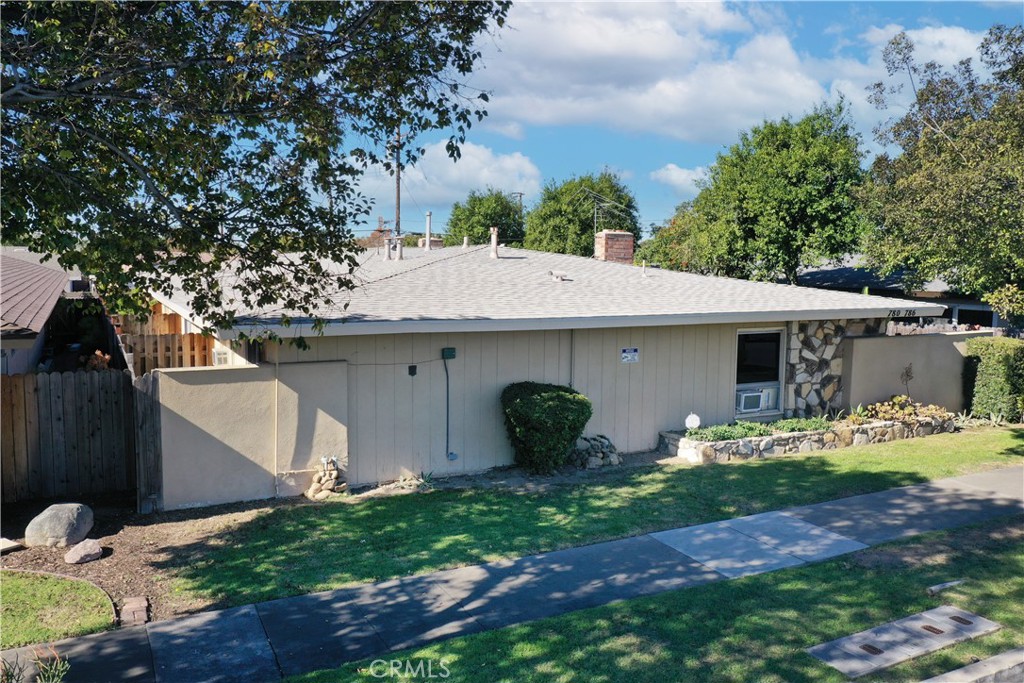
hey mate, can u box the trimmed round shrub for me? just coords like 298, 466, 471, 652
501, 382, 593, 473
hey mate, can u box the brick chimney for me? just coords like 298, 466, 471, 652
594, 230, 634, 264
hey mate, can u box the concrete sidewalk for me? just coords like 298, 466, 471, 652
4, 466, 1022, 683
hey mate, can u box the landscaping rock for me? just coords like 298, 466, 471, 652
313, 490, 332, 501
585, 456, 603, 469
607, 453, 621, 466
853, 432, 870, 446
64, 538, 103, 564
24, 503, 93, 548
575, 437, 591, 452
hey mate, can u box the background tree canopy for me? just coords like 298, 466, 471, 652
2, 0, 510, 333
523, 171, 640, 257
638, 101, 865, 284
444, 188, 523, 246
862, 24, 1024, 320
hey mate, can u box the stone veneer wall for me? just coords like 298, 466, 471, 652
785, 318, 883, 417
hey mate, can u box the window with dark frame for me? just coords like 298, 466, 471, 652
736, 332, 782, 386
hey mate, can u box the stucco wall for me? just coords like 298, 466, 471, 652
157, 360, 349, 510
841, 331, 990, 413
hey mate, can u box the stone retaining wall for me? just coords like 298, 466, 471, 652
660, 416, 955, 465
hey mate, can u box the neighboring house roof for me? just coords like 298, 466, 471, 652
0, 246, 83, 279
159, 246, 946, 338
797, 255, 949, 294
1, 254, 70, 338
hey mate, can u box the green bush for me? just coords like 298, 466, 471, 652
500, 382, 593, 473
964, 337, 1024, 420
769, 416, 832, 433
685, 421, 773, 442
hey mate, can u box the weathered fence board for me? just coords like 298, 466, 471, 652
1, 378, 14, 500
62, 371, 79, 495
24, 374, 40, 498
134, 372, 162, 513
1, 369, 135, 503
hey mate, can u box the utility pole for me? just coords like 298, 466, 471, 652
394, 126, 401, 239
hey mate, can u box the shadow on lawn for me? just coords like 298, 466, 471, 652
1000, 427, 1024, 456
324, 517, 1024, 683
152, 455, 946, 614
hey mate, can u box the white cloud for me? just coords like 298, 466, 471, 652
362, 140, 541, 219
472, 3, 825, 142
650, 164, 706, 198
471, 3, 990, 149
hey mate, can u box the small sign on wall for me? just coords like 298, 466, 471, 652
621, 347, 639, 363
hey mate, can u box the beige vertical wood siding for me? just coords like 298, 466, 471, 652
268, 331, 573, 484
267, 323, 773, 485
570, 324, 744, 453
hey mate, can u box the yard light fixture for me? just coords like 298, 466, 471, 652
685, 413, 701, 430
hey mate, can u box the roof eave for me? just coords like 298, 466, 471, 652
217, 303, 946, 339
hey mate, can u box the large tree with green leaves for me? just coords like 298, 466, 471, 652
444, 188, 523, 246
636, 201, 750, 277
862, 25, 1024, 320
523, 171, 640, 257
643, 101, 866, 284
2, 1, 510, 333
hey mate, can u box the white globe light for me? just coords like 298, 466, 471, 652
685, 412, 701, 430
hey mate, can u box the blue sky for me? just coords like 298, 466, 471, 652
358, 1, 1022, 239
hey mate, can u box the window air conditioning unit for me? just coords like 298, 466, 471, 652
736, 386, 778, 413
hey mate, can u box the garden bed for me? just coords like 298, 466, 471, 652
660, 415, 956, 464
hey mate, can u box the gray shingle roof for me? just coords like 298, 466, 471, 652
159, 246, 945, 337
1, 255, 69, 338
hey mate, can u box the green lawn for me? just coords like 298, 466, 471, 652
161, 427, 1024, 608
290, 515, 1024, 683
0, 571, 115, 649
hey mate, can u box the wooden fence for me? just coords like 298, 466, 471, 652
1, 369, 136, 503
121, 333, 217, 376
111, 302, 183, 336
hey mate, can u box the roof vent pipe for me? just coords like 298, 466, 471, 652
489, 226, 498, 259
397, 238, 404, 260
424, 211, 432, 251
383, 236, 391, 261
462, 236, 469, 250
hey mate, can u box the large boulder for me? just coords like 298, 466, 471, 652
24, 504, 94, 548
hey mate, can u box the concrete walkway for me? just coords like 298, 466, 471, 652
4, 466, 1022, 683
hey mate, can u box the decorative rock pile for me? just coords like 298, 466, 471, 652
304, 460, 347, 500
22, 503, 105, 565
24, 503, 93, 548
570, 435, 622, 469
660, 415, 956, 465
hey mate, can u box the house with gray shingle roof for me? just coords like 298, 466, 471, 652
0, 253, 72, 374
147, 230, 945, 507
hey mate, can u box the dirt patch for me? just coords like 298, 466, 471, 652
850, 516, 1024, 570
0, 455, 669, 623
0, 496, 309, 622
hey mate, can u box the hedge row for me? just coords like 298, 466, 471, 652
963, 336, 1024, 420
500, 382, 592, 473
